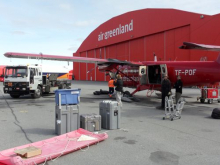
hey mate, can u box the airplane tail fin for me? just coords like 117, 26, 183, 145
216, 53, 220, 64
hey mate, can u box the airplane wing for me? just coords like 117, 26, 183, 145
4, 52, 108, 63
179, 42, 220, 51
4, 52, 142, 66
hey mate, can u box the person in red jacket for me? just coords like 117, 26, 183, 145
108, 78, 115, 97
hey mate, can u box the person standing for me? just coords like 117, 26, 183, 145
108, 78, 115, 97
114, 74, 123, 106
161, 74, 171, 109
174, 75, 183, 104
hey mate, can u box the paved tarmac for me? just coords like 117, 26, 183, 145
0, 81, 220, 165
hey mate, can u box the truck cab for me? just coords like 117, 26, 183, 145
4, 65, 42, 98
0, 66, 5, 82
3, 64, 71, 98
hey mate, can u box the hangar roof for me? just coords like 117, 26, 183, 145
75, 9, 211, 54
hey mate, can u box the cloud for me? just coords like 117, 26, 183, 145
91, 0, 219, 16
11, 31, 26, 35
76, 38, 84, 42
59, 3, 72, 10
74, 20, 99, 27
68, 44, 79, 51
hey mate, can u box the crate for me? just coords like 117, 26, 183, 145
55, 89, 81, 105
55, 105, 79, 135
80, 114, 101, 132
99, 100, 121, 130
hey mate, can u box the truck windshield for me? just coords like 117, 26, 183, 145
5, 67, 28, 77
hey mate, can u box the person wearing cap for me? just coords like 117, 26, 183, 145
108, 77, 115, 97
161, 74, 171, 109
174, 75, 183, 103
114, 74, 123, 106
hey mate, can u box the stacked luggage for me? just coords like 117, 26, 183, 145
55, 89, 81, 135
80, 100, 121, 131
55, 89, 121, 134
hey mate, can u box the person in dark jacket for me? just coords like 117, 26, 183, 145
114, 74, 123, 106
174, 75, 183, 103
161, 74, 171, 108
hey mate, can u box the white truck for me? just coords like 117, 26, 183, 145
3, 64, 71, 98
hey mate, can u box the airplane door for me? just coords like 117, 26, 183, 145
160, 64, 168, 82
139, 66, 147, 85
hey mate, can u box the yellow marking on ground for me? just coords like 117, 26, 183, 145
20, 110, 28, 113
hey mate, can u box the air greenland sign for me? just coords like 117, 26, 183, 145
98, 20, 133, 41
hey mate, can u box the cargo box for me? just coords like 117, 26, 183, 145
99, 100, 121, 130
80, 114, 101, 132
55, 89, 81, 105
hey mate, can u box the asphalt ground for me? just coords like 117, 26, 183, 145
0, 81, 220, 165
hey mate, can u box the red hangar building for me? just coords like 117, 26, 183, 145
73, 8, 220, 81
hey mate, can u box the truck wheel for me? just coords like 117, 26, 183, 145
200, 98, 205, 103
31, 86, 42, 98
208, 99, 213, 104
59, 84, 67, 89
59, 84, 63, 89
10, 94, 20, 98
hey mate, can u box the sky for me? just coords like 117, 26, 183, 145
0, 0, 219, 70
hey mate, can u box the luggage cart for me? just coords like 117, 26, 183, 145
197, 88, 220, 104
163, 95, 185, 121
163, 95, 175, 121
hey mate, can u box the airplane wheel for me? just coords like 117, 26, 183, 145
170, 118, 173, 121
162, 117, 165, 120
